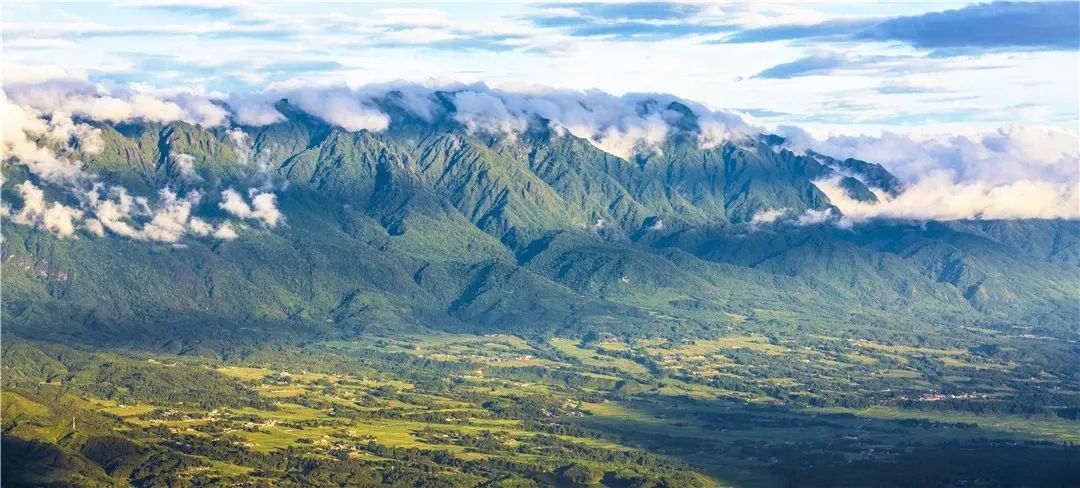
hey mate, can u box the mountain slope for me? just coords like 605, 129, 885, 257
3, 100, 1077, 349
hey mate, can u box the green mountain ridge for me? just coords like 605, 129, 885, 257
2, 102, 1077, 349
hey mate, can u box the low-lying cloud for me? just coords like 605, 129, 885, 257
781, 125, 1079, 222
219, 188, 283, 227
815, 175, 1077, 222
748, 208, 789, 231
4, 180, 83, 238
2, 76, 262, 242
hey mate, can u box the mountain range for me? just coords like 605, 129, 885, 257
3, 95, 1077, 351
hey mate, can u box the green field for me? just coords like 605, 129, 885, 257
3, 328, 1078, 487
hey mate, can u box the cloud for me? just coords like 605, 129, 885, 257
723, 2, 1080, 54
139, 189, 200, 242
127, 1, 247, 18
170, 153, 201, 181
370, 32, 531, 52
435, 86, 753, 158
590, 111, 669, 159
815, 174, 1078, 221
780, 125, 1079, 186
242, 80, 748, 161
45, 111, 105, 154
189, 216, 238, 240
219, 188, 282, 227
528, 2, 730, 40
228, 80, 753, 159
80, 186, 237, 242
748, 208, 790, 231
752, 52, 848, 79
451, 91, 529, 134
81, 218, 105, 237
263, 84, 392, 132
749, 50, 923, 80
213, 222, 239, 240
721, 19, 871, 44
7, 180, 83, 238
226, 128, 255, 167
783, 125, 1080, 222
227, 94, 286, 126
2, 83, 256, 242
874, 79, 953, 95
545, 3, 692, 22
795, 207, 839, 226
859, 1, 1079, 51
3, 71, 229, 127
83, 186, 143, 239
2, 94, 96, 184
187, 216, 214, 236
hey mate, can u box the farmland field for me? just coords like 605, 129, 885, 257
4, 328, 1077, 487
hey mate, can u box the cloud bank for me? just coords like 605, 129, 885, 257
223, 79, 755, 159
781, 125, 1080, 222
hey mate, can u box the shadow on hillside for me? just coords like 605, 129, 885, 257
571, 395, 1080, 488
1, 435, 107, 487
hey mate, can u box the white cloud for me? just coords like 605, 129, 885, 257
591, 114, 669, 160
81, 218, 105, 237
3, 66, 229, 127
45, 111, 104, 155
451, 90, 528, 134
226, 128, 253, 163
749, 207, 790, 231
190, 216, 238, 240
3, 77, 259, 242
219, 80, 758, 159
219, 188, 282, 227
795, 207, 838, 226
170, 153, 201, 181
2, 94, 91, 184
213, 222, 239, 240
785, 125, 1080, 221
188, 217, 214, 236
281, 85, 390, 132
228, 94, 286, 126
139, 189, 199, 242
815, 175, 1078, 221
782, 125, 1078, 186
8, 180, 83, 238
79, 187, 224, 242
85, 186, 142, 239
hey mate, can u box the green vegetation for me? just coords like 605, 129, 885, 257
3, 328, 1077, 487
2, 106, 1078, 486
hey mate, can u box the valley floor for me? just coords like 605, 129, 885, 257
3, 330, 1078, 487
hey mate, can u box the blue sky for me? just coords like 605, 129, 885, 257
2, 1, 1078, 134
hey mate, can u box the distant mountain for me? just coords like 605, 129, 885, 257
3, 95, 1076, 349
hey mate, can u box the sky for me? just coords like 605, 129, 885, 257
3, 1, 1078, 135
1, 1, 1078, 241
